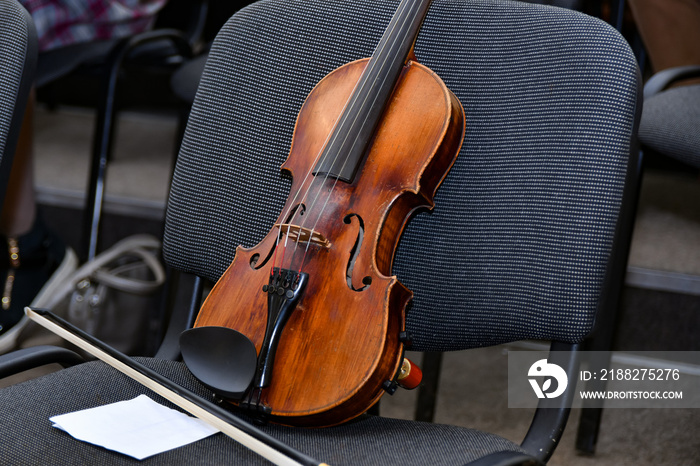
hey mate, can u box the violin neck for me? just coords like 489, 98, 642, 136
312, 0, 433, 183
371, 0, 433, 68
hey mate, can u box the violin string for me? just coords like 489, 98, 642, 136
297, 0, 426, 270
273, 0, 418, 273
290, 0, 415, 233
268, 62, 374, 274
289, 0, 419, 258
270, 0, 411, 272
298, 0, 418, 225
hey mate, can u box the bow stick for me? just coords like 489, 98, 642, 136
25, 307, 327, 466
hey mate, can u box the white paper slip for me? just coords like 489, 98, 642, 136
50, 394, 219, 460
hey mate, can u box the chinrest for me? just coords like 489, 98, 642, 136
180, 326, 257, 399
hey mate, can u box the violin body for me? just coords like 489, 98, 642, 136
195, 57, 464, 426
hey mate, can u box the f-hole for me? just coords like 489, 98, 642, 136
344, 213, 372, 291
250, 204, 306, 269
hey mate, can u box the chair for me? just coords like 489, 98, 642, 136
0, 0, 641, 464
0, 0, 36, 210
637, 66, 700, 169
34, 0, 209, 261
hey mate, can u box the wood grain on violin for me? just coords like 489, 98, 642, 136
191, 0, 465, 427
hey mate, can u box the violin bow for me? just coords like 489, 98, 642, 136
24, 307, 327, 466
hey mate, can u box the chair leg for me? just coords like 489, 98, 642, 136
576, 399, 605, 454
414, 351, 443, 422
575, 349, 612, 454
575, 311, 618, 454
84, 86, 117, 261
83, 41, 128, 261
82, 32, 193, 261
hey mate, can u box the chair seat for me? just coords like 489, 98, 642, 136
638, 84, 700, 169
0, 358, 525, 465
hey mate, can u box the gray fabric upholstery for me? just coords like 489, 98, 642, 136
638, 85, 700, 169
0, 359, 526, 465
163, 0, 640, 350
0, 0, 36, 199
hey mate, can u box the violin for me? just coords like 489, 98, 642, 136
182, 0, 465, 427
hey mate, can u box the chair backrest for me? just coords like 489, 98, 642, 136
163, 0, 641, 352
153, 0, 209, 48
0, 0, 37, 207
639, 83, 700, 169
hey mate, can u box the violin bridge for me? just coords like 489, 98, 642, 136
275, 224, 331, 248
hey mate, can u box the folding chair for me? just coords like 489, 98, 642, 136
0, 0, 641, 464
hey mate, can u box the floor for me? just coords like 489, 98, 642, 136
21, 105, 700, 465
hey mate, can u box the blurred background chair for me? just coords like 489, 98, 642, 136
34, 0, 209, 261
574, 0, 700, 454
0, 0, 210, 357
638, 66, 700, 169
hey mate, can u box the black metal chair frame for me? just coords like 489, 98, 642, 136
82, 28, 194, 261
